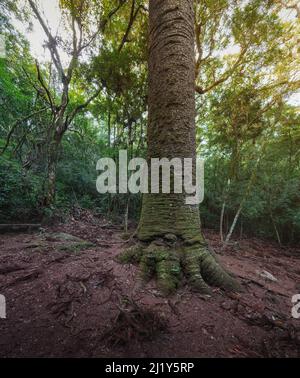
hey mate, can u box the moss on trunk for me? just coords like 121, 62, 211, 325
118, 0, 240, 295
119, 238, 240, 296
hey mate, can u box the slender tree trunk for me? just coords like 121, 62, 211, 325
222, 145, 265, 249
220, 179, 231, 242
271, 215, 281, 246
220, 202, 226, 242
108, 109, 111, 147
223, 205, 243, 247
43, 130, 62, 207
269, 203, 281, 246
119, 0, 239, 295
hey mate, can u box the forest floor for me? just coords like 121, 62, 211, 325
0, 211, 299, 358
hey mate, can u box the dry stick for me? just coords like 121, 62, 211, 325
220, 202, 226, 243
222, 142, 267, 250
272, 218, 282, 246
221, 91, 291, 249
0, 224, 41, 233
270, 207, 282, 246
223, 205, 243, 249
220, 179, 231, 242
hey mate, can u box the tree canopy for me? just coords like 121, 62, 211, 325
0, 0, 299, 244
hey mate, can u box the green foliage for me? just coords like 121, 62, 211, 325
0, 0, 299, 246
0, 154, 43, 221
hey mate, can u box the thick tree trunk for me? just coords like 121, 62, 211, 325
119, 0, 240, 295
138, 0, 200, 242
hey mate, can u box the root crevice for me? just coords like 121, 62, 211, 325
117, 237, 241, 296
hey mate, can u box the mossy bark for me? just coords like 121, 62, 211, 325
119, 0, 240, 295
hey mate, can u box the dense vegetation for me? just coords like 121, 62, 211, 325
0, 0, 299, 245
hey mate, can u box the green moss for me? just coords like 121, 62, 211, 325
181, 246, 210, 293
153, 249, 170, 262
139, 252, 155, 281
58, 241, 94, 253
117, 238, 241, 296
157, 259, 179, 295
141, 245, 181, 295
120, 232, 132, 240
117, 244, 143, 264
183, 235, 205, 246
201, 253, 242, 292
137, 193, 202, 242
47, 232, 84, 243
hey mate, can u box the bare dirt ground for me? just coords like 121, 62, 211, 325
0, 211, 299, 358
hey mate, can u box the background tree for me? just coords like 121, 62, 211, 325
23, 0, 129, 207
0, 0, 299, 249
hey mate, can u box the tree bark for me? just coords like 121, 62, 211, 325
119, 0, 240, 295
43, 130, 62, 207
138, 0, 199, 241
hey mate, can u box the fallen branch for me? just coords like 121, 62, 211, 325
0, 224, 41, 234
5, 269, 42, 288
0, 265, 27, 275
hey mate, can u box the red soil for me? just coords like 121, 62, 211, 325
0, 212, 299, 358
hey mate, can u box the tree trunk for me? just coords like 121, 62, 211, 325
220, 202, 226, 242
43, 132, 62, 207
137, 0, 199, 242
119, 0, 239, 295
223, 205, 243, 248
108, 109, 111, 147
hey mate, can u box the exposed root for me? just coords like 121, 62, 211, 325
148, 243, 181, 294
200, 252, 240, 292
116, 244, 143, 264
118, 238, 241, 296
182, 246, 211, 294
102, 298, 168, 346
